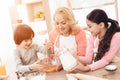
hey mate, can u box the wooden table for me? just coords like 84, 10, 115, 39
46, 70, 67, 80
46, 62, 120, 80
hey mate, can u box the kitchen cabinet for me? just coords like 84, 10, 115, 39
21, 0, 45, 22
9, 0, 52, 32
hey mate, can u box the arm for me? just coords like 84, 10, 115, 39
14, 49, 31, 73
88, 32, 120, 71
78, 35, 95, 64
75, 29, 87, 56
49, 30, 58, 53
67, 36, 97, 72
14, 46, 44, 73
36, 43, 52, 56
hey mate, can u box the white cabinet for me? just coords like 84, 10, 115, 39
9, 0, 52, 31
17, 0, 45, 23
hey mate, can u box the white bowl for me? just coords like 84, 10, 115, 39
105, 65, 117, 71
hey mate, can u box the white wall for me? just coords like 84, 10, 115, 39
73, 4, 116, 27
118, 0, 120, 22
0, 0, 17, 80
48, 0, 119, 28
48, 0, 70, 26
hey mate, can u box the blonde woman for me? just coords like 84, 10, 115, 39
49, 7, 87, 71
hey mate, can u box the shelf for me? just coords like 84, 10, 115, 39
26, 1, 44, 22
9, 0, 52, 33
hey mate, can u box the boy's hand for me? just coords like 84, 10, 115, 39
29, 61, 45, 71
44, 39, 51, 50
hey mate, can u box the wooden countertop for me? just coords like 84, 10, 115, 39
46, 62, 120, 80
46, 70, 67, 80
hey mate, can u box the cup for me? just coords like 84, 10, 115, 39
0, 65, 6, 75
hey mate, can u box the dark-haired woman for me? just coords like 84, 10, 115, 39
68, 9, 120, 72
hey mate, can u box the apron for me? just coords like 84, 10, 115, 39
53, 35, 77, 70
54, 35, 77, 55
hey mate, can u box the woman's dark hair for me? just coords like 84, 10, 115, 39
87, 9, 120, 61
14, 24, 34, 45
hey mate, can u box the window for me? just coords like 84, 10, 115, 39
68, 0, 118, 28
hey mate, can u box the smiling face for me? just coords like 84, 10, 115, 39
20, 33, 34, 50
19, 36, 33, 50
54, 14, 71, 36
86, 19, 101, 37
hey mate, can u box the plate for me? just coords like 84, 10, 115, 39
105, 65, 117, 71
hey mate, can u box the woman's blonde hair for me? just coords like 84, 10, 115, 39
53, 7, 80, 35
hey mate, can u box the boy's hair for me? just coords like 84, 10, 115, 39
14, 24, 34, 45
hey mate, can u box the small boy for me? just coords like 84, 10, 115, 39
13, 24, 48, 78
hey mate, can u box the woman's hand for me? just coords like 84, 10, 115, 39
66, 60, 80, 73
66, 60, 90, 72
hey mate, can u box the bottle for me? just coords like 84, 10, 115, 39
0, 57, 6, 75
59, 48, 77, 71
